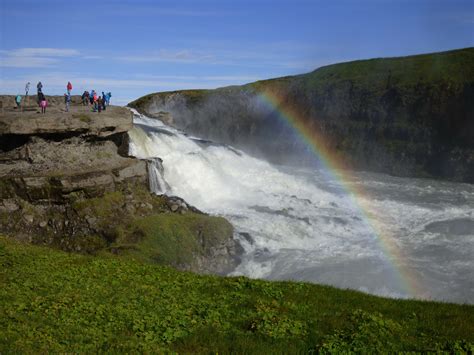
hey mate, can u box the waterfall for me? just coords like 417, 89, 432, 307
147, 158, 170, 194
127, 108, 474, 304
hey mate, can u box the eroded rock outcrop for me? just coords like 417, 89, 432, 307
0, 105, 146, 202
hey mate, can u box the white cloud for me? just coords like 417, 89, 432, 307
82, 55, 104, 60
119, 49, 215, 64
0, 72, 264, 97
0, 48, 80, 68
5, 48, 80, 57
1, 75, 190, 90
133, 74, 263, 82
0, 56, 59, 68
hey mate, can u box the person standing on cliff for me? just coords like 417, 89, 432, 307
15, 94, 22, 110
67, 81, 72, 95
36, 82, 43, 104
97, 96, 103, 113
39, 94, 47, 114
91, 91, 98, 112
90, 90, 95, 106
25, 82, 30, 96
81, 91, 89, 106
64, 93, 71, 112
105, 92, 111, 106
101, 92, 107, 111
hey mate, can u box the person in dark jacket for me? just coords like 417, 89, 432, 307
81, 91, 89, 106
101, 92, 107, 110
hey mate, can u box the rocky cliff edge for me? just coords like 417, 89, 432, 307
0, 96, 241, 274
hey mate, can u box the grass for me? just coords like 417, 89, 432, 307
0, 236, 473, 352
129, 89, 211, 109
72, 113, 92, 123
114, 213, 233, 267
248, 47, 474, 92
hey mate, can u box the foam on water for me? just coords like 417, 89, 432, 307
129, 111, 474, 304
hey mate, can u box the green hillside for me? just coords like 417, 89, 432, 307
251, 47, 474, 90
1, 236, 473, 352
130, 47, 474, 182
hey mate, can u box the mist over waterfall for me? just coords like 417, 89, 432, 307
128, 109, 474, 304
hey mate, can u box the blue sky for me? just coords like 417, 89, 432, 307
1, 0, 473, 105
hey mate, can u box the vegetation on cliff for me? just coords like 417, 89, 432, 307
1, 236, 473, 352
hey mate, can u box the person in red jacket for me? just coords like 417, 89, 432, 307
67, 81, 72, 95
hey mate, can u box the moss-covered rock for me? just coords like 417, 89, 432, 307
0, 184, 241, 274
111, 213, 239, 274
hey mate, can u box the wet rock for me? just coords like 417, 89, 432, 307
239, 232, 254, 245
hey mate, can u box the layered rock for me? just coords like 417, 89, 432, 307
0, 105, 146, 203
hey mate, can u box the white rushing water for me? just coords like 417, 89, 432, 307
128, 109, 474, 304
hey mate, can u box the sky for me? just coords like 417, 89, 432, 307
1, 0, 473, 105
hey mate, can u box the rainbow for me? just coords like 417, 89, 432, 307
259, 89, 422, 299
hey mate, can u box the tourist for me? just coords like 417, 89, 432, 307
64, 93, 71, 112
15, 94, 22, 110
25, 82, 30, 96
38, 92, 45, 107
101, 92, 107, 111
90, 90, 95, 106
97, 96, 103, 113
81, 91, 89, 106
91, 91, 98, 112
37, 81, 43, 94
39, 96, 47, 114
105, 92, 112, 106
67, 81, 72, 95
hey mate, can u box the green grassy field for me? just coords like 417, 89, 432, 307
1, 236, 473, 352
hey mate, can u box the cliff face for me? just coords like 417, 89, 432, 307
129, 47, 474, 182
0, 97, 240, 274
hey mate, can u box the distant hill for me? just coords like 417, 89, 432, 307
129, 48, 474, 182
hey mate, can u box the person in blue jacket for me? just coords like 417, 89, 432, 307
15, 94, 22, 110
